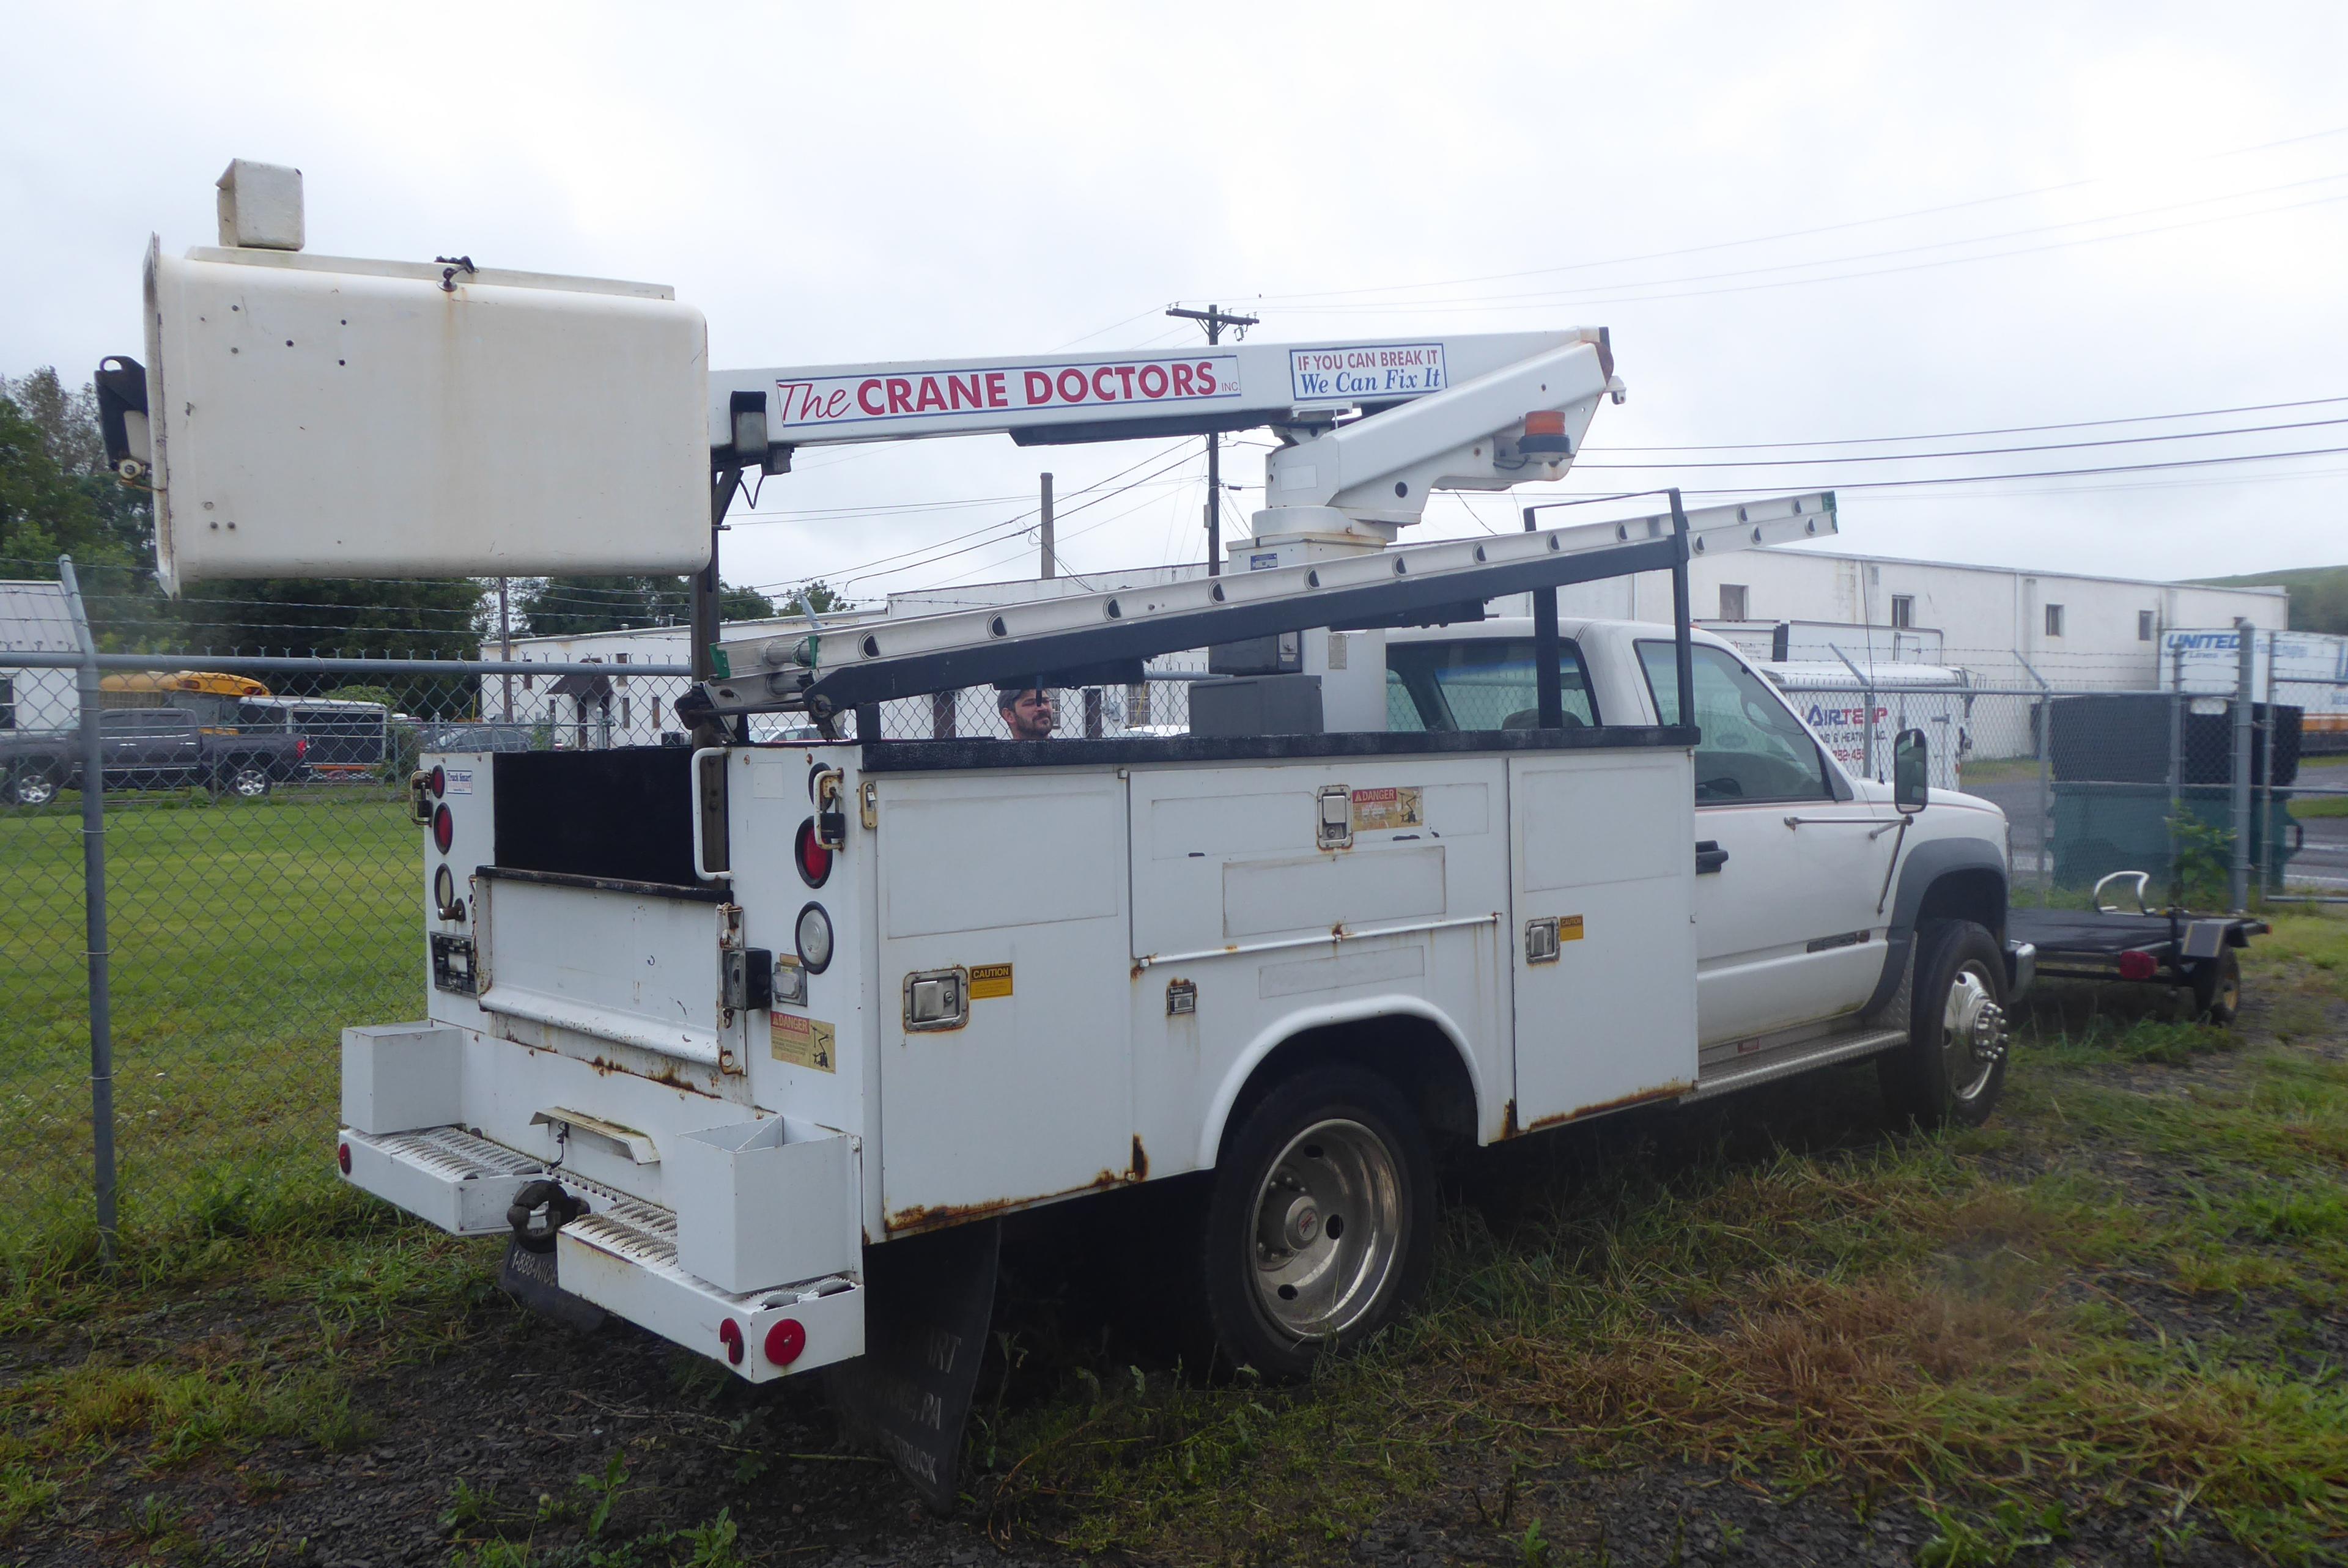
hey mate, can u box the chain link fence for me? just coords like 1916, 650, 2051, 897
0, 573, 696, 1265
10, 570, 2342, 1267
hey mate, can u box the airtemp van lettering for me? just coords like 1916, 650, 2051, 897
773, 355, 1238, 432
1289, 343, 1447, 402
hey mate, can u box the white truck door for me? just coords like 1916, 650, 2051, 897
1507, 748, 1700, 1125
873, 770, 1135, 1232
1636, 642, 1897, 1046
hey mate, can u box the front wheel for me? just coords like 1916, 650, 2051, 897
1200, 1066, 1434, 1380
1880, 919, 2010, 1129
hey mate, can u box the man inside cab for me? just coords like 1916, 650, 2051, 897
997, 683, 1056, 741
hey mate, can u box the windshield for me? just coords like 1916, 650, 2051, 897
1386, 639, 1600, 732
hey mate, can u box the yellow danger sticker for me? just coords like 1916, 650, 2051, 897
1559, 915, 1585, 942
769, 1013, 836, 1073
969, 963, 1014, 1000
1349, 786, 1423, 833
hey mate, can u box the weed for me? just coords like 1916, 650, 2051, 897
1514, 1517, 1551, 1566
575, 1450, 630, 1539
0, 1464, 57, 1533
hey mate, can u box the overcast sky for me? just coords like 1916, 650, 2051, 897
7, 2, 2345, 607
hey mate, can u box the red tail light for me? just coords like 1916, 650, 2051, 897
430, 765, 446, 798
2117, 950, 2157, 982
764, 1319, 807, 1366
718, 1319, 745, 1365
432, 803, 454, 855
296, 737, 309, 759
794, 817, 833, 888
336, 1142, 352, 1174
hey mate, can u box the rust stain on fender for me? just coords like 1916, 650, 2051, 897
1500, 1098, 1519, 1139
1129, 1134, 1148, 1183
1523, 1080, 1693, 1134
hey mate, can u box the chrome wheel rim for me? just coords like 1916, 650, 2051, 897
1941, 962, 2004, 1103
12, 776, 54, 806
1249, 1117, 1404, 1341
232, 768, 268, 797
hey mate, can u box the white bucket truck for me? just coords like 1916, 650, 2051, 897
107, 164, 2028, 1501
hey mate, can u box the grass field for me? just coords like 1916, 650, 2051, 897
3, 795, 2344, 1562
0, 787, 421, 1264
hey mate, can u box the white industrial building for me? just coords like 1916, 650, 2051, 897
0, 580, 83, 733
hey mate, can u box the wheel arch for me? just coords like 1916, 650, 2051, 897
1861, 836, 2009, 1018
1195, 996, 1486, 1172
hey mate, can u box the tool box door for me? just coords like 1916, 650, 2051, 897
1507, 749, 1699, 1127
873, 771, 1135, 1231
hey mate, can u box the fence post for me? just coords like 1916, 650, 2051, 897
2261, 628, 2278, 903
59, 558, 117, 1260
2230, 617, 2254, 912
2017, 655, 2051, 906
2168, 646, 2185, 905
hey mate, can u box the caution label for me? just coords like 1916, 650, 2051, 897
770, 1013, 836, 1073
1559, 915, 1584, 943
1349, 786, 1423, 833
969, 963, 1014, 1000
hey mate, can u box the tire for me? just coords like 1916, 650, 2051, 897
213, 762, 272, 800
2190, 947, 2241, 1026
1199, 1066, 1435, 1380
1878, 919, 2010, 1129
4, 767, 60, 808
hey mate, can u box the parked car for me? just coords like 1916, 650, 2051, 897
1, 707, 307, 806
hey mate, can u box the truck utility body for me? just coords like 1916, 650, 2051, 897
106, 168, 2023, 1501
343, 500, 2022, 1418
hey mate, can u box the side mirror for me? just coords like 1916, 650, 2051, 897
1893, 727, 1929, 815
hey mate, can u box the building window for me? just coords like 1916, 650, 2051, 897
1718, 584, 1749, 620
2138, 609, 2155, 642
0, 675, 13, 730
1890, 595, 1914, 629
2044, 603, 2065, 638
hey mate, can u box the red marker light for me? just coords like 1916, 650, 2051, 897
2117, 949, 2157, 982
718, 1318, 745, 1365
432, 803, 454, 855
764, 1318, 807, 1366
1523, 410, 1568, 436
430, 765, 446, 798
794, 817, 832, 888
336, 1143, 352, 1174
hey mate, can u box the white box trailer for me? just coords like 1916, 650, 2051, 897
1759, 661, 1974, 790
2164, 627, 2348, 753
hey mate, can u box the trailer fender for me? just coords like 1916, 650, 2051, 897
1195, 996, 1485, 1172
1862, 837, 2008, 1020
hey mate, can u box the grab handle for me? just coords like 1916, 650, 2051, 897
689, 747, 728, 882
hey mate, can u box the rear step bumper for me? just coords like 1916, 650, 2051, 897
338, 1125, 865, 1382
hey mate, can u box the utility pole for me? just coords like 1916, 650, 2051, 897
497, 576, 514, 720
1039, 472, 1055, 580
1166, 303, 1258, 576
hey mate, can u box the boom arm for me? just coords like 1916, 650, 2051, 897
711, 329, 1622, 535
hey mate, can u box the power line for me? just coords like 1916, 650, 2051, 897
1585, 394, 2348, 452
1227, 120, 2348, 307
1571, 413, 2348, 471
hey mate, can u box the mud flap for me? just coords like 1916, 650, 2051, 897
825, 1220, 1002, 1509
497, 1237, 608, 1334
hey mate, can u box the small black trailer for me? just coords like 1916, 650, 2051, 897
2008, 873, 2265, 1024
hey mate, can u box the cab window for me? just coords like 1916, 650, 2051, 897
1385, 639, 1600, 732
1637, 641, 1832, 804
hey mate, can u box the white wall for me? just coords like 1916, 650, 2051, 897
1550, 549, 2287, 691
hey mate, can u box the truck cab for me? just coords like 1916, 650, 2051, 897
1386, 617, 2019, 1062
